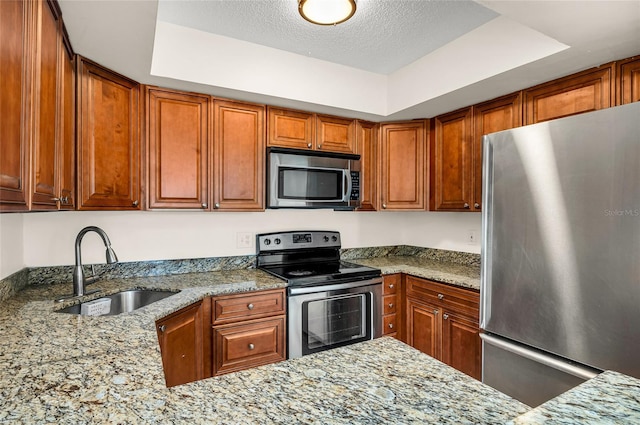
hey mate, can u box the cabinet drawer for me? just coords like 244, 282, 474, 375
406, 276, 479, 318
213, 317, 285, 375
383, 274, 401, 295
383, 294, 398, 315
213, 289, 285, 324
383, 314, 397, 335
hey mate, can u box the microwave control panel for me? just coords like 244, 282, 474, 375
350, 171, 360, 201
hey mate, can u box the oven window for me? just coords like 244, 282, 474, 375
278, 167, 343, 200
302, 293, 371, 355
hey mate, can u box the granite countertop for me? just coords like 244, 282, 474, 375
357, 256, 481, 290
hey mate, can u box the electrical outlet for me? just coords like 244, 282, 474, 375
468, 230, 478, 245
236, 232, 253, 249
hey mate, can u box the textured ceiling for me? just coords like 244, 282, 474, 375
156, 0, 499, 74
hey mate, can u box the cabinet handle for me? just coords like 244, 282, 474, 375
317, 144, 322, 149
463, 203, 470, 209
132, 200, 139, 207
388, 284, 394, 289
214, 203, 220, 209
433, 309, 439, 315
388, 323, 394, 329
201, 203, 208, 209
437, 294, 444, 300
248, 343, 255, 350
388, 303, 394, 309
307, 143, 312, 148
474, 203, 480, 209
443, 314, 449, 320
51, 197, 61, 202
158, 325, 166, 332
382, 203, 387, 209
247, 303, 254, 310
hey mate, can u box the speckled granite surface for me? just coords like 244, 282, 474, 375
511, 371, 640, 424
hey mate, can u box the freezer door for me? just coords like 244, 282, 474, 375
481, 102, 640, 375
481, 333, 600, 407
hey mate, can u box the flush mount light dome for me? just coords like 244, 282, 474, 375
299, 0, 357, 26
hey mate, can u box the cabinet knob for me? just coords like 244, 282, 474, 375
51, 197, 61, 202
474, 203, 480, 209
437, 294, 444, 300
214, 203, 220, 209
132, 200, 139, 207
158, 325, 166, 332
62, 196, 69, 204
248, 343, 255, 350
201, 203, 208, 209
382, 203, 387, 209
463, 203, 470, 209
434, 309, 439, 315
307, 143, 312, 148
388, 303, 394, 309
247, 303, 254, 310
388, 283, 394, 289
443, 314, 449, 320
388, 323, 394, 329
317, 144, 322, 149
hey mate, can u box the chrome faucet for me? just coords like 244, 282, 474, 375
73, 226, 118, 297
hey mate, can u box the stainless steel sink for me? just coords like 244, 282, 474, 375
56, 289, 180, 316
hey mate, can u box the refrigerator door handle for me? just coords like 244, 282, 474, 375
480, 333, 601, 381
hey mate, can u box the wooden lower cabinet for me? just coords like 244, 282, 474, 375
405, 275, 481, 380
381, 274, 404, 341
156, 300, 207, 388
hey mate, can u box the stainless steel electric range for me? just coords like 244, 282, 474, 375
256, 231, 382, 359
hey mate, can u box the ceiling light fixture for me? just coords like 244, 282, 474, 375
298, 0, 356, 26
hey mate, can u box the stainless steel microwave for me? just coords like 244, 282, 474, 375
267, 148, 361, 210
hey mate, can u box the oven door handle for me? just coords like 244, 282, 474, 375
288, 277, 382, 295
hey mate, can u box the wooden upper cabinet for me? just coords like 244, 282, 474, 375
267, 107, 314, 150
146, 87, 209, 209
77, 57, 141, 210
379, 121, 427, 211
431, 108, 473, 211
524, 65, 613, 125
316, 114, 356, 154
355, 120, 378, 211
30, 0, 61, 211
267, 107, 356, 154
0, 0, 32, 211
471, 93, 522, 211
57, 27, 75, 210
616, 56, 640, 105
213, 99, 265, 211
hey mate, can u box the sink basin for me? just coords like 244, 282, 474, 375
56, 289, 180, 316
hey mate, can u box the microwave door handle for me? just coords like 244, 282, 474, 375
344, 171, 352, 201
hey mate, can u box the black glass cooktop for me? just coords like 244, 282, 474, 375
260, 260, 380, 287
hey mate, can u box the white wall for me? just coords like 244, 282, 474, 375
0, 213, 25, 278
7, 210, 481, 277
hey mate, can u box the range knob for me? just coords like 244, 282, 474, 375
274, 238, 281, 245
323, 235, 329, 242
331, 235, 338, 242
264, 238, 271, 246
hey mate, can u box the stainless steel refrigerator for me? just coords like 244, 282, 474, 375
480, 102, 640, 407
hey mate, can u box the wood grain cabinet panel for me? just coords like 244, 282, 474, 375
267, 107, 314, 150
441, 310, 481, 380
146, 87, 209, 209
213, 99, 265, 211
407, 297, 440, 358
431, 108, 473, 211
212, 289, 285, 325
381, 274, 403, 340
0, 0, 33, 210
524, 65, 613, 124
617, 56, 640, 105
156, 301, 207, 388
58, 30, 75, 210
316, 114, 356, 154
380, 121, 427, 211
471, 93, 522, 211
77, 57, 141, 210
355, 120, 378, 211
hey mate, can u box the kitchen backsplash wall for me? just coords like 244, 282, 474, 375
1, 209, 481, 280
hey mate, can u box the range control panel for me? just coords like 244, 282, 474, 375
256, 231, 341, 252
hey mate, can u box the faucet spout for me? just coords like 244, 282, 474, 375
73, 226, 119, 297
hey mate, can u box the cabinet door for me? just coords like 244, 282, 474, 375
316, 115, 356, 154
406, 297, 440, 359
0, 0, 32, 210
30, 0, 61, 210
380, 121, 427, 211
147, 87, 209, 209
58, 29, 75, 210
616, 56, 640, 105
267, 107, 314, 150
213, 316, 285, 375
77, 57, 141, 210
156, 301, 205, 387
472, 93, 521, 211
356, 121, 378, 211
524, 65, 613, 124
213, 99, 265, 211
431, 108, 472, 211
441, 310, 481, 380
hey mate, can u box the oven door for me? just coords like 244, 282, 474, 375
287, 278, 382, 359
